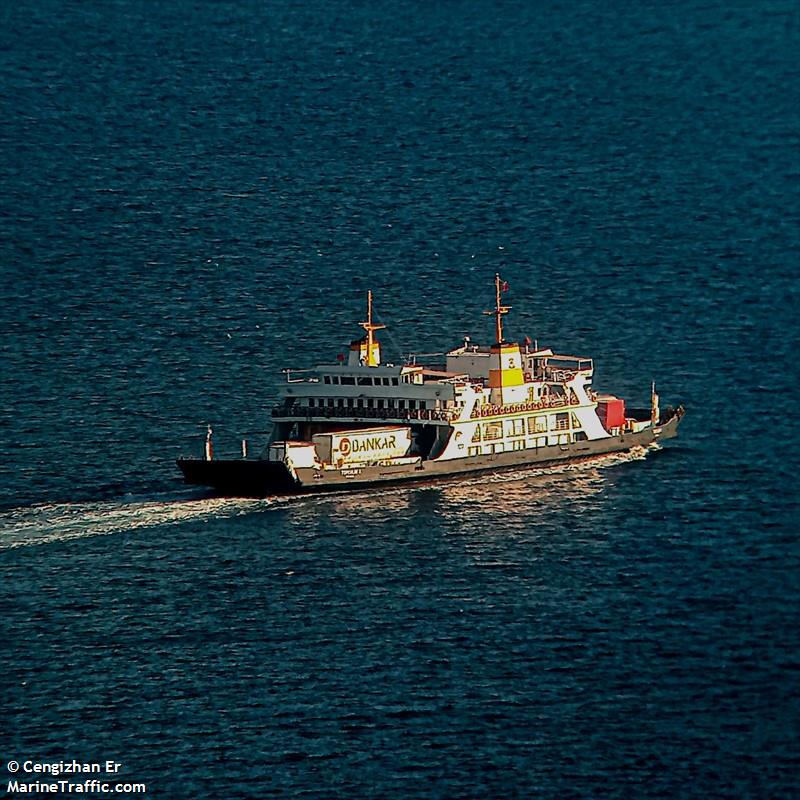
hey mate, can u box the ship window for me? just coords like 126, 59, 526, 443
528, 416, 547, 434
391, 378, 399, 386
357, 399, 364, 409
555, 412, 569, 431
327, 399, 334, 407
341, 377, 355, 385
357, 377, 372, 386
323, 376, 331, 384
483, 421, 502, 440
471, 426, 482, 442
506, 418, 524, 437
347, 398, 354, 408
575, 430, 588, 441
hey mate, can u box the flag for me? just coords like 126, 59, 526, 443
501, 280, 510, 292
337, 353, 345, 362
524, 335, 532, 346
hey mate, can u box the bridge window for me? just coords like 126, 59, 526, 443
341, 376, 355, 385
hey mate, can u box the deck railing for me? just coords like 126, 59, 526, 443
469, 392, 579, 419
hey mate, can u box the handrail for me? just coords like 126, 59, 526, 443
469, 395, 578, 419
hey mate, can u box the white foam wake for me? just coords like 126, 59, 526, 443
0, 494, 274, 551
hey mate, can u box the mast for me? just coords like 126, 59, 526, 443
358, 290, 385, 367
483, 273, 511, 345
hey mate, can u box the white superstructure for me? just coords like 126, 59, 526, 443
267, 278, 657, 473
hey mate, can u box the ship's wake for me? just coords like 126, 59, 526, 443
0, 444, 660, 550
0, 492, 277, 551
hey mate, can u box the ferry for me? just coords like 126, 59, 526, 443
177, 276, 684, 495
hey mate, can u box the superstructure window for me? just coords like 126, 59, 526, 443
323, 376, 331, 384
528, 416, 547, 434
357, 377, 372, 386
341, 377, 355, 385
506, 418, 524, 437
483, 422, 502, 440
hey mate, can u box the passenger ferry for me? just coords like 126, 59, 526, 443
177, 276, 684, 495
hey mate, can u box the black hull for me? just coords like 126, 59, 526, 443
177, 458, 299, 496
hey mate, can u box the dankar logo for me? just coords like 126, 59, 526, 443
337, 434, 397, 456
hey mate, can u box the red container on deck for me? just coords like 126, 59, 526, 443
597, 395, 626, 430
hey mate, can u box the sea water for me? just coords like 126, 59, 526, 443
1, 1, 798, 796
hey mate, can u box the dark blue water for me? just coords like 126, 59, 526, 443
2, 1, 799, 797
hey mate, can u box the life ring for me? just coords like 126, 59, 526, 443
524, 372, 532, 382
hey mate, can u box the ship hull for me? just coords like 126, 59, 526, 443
177, 412, 682, 497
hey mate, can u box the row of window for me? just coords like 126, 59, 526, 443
471, 412, 580, 442
323, 375, 406, 386
467, 430, 588, 455
303, 396, 430, 411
